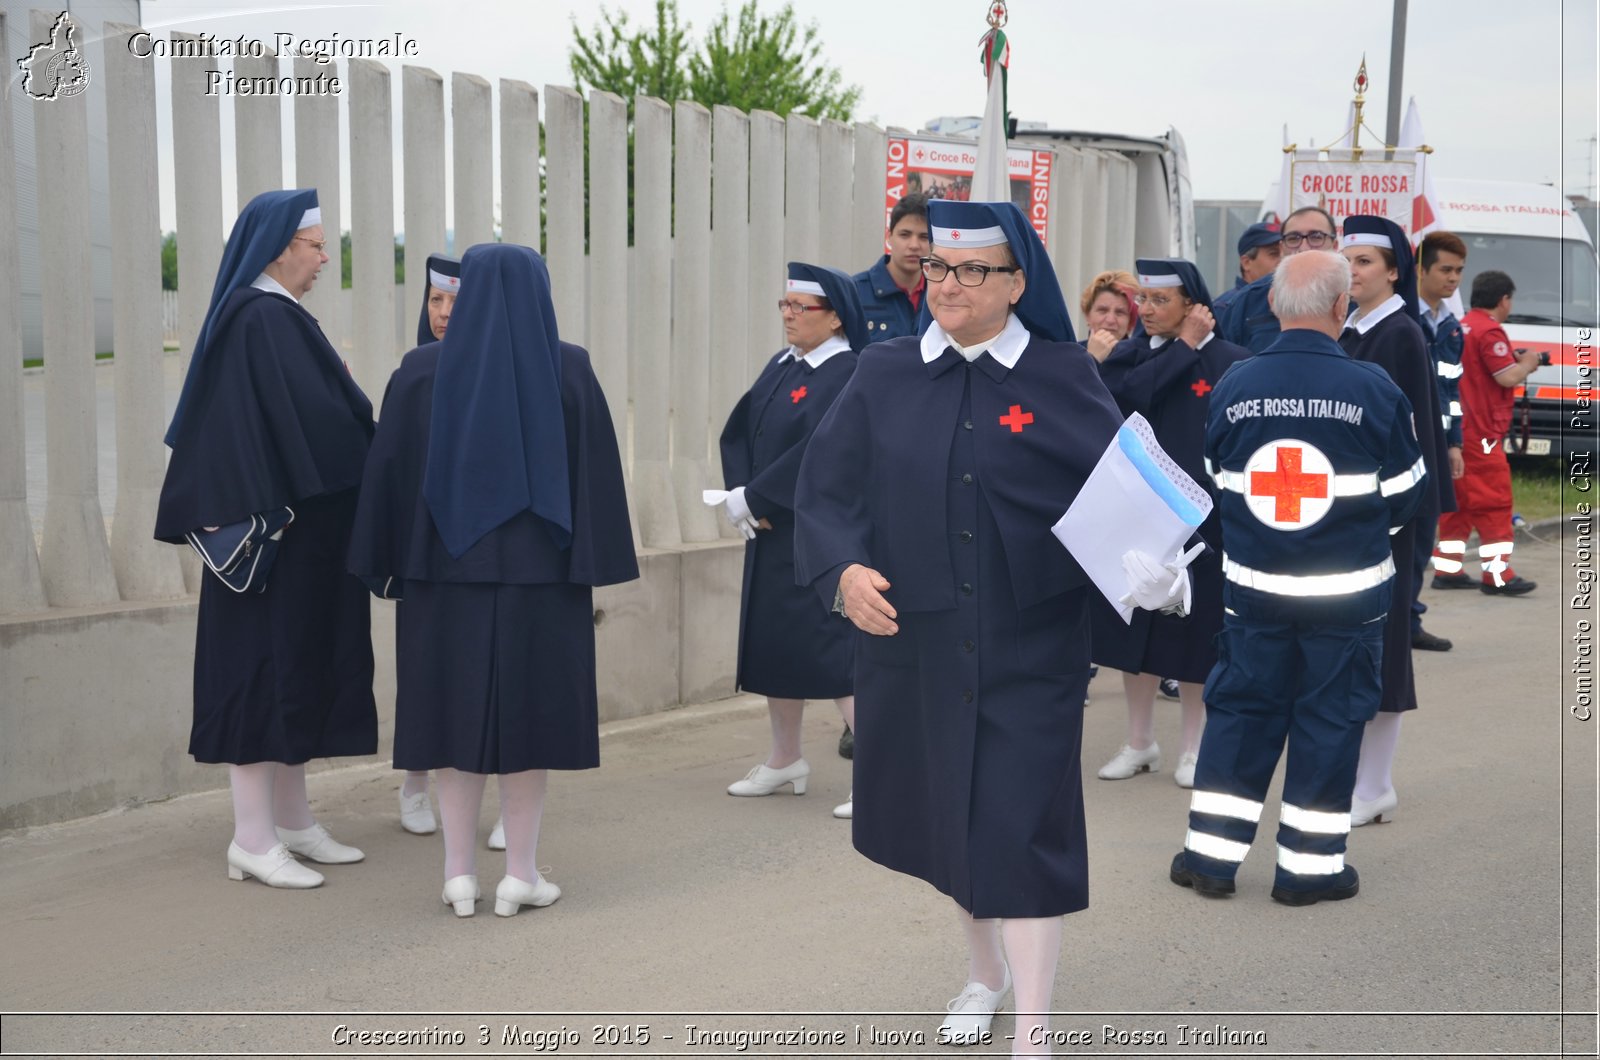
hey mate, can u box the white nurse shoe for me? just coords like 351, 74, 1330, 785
937, 965, 1011, 1045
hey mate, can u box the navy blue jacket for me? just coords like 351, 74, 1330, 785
1204, 329, 1427, 626
1421, 307, 1465, 449
851, 256, 920, 342
1209, 275, 1248, 322
1218, 274, 1279, 354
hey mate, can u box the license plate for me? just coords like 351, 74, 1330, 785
1521, 438, 1552, 455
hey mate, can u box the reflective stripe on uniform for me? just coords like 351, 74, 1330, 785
1437, 361, 1464, 379
1380, 456, 1427, 496
1190, 790, 1265, 823
1431, 555, 1465, 573
1186, 828, 1250, 864
1482, 541, 1515, 586
1449, 401, 1463, 416
1222, 554, 1395, 597
1436, 539, 1467, 555
1276, 845, 1345, 876
1212, 468, 1383, 498
1479, 540, 1514, 557
1279, 802, 1351, 835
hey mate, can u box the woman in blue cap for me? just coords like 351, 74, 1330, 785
348, 243, 637, 918
155, 188, 376, 890
716, 262, 865, 818
1338, 215, 1454, 828
394, 251, 461, 838
795, 201, 1195, 1053
1085, 259, 1251, 790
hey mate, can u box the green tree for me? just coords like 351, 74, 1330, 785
338, 232, 404, 289
569, 0, 690, 111
688, 1, 860, 119
160, 232, 177, 291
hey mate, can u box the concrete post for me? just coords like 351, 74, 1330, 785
748, 111, 786, 377
542, 85, 585, 344
232, 52, 283, 207
103, 23, 185, 601
294, 58, 342, 345
629, 96, 681, 548
819, 119, 854, 271
348, 59, 395, 400
31, 10, 117, 607
451, 73, 494, 251
498, 80, 540, 249
783, 114, 820, 269
0, 13, 46, 614
710, 106, 750, 541
402, 66, 446, 347
670, 102, 718, 542
169, 35, 225, 592
852, 123, 887, 276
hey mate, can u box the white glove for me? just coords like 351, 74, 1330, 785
1118, 542, 1204, 616
702, 487, 759, 539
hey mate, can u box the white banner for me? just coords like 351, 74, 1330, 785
1289, 156, 1417, 238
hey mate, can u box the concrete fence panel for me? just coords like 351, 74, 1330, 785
709, 105, 751, 542
630, 95, 681, 549
402, 65, 446, 345
348, 59, 396, 399
498, 80, 540, 249
232, 52, 284, 205
451, 72, 494, 252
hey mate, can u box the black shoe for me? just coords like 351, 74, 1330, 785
1481, 576, 1536, 596
837, 725, 853, 759
1169, 852, 1235, 897
1271, 865, 1360, 906
1411, 628, 1453, 652
1157, 677, 1181, 700
1431, 573, 1475, 590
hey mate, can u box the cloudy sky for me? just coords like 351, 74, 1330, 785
116, 0, 1598, 229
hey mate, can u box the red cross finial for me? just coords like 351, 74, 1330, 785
999, 404, 1034, 433
790, 385, 808, 404
1249, 446, 1329, 523
1191, 378, 1212, 397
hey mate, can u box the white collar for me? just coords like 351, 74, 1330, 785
1346, 292, 1405, 335
251, 273, 299, 304
920, 313, 1032, 369
1149, 330, 1214, 351
781, 334, 852, 368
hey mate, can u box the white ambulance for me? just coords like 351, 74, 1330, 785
1434, 178, 1598, 457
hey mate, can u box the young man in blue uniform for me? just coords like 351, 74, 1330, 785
1169, 249, 1428, 906
1219, 207, 1339, 354
852, 193, 930, 343
1210, 222, 1282, 322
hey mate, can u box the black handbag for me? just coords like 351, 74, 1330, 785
185, 507, 295, 593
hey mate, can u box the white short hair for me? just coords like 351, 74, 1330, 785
1270, 251, 1351, 322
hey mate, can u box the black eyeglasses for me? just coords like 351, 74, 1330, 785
921, 257, 1020, 287
1281, 231, 1336, 249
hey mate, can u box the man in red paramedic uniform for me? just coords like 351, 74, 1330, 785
1431, 270, 1540, 595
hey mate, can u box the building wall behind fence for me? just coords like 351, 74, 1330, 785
2, 14, 1136, 827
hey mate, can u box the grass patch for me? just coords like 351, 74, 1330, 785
22, 351, 115, 369
1510, 456, 1570, 522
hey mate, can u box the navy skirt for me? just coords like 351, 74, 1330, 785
1088, 546, 1224, 684
737, 512, 853, 699
189, 489, 377, 765
392, 580, 600, 773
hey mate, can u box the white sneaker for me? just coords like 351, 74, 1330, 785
1098, 742, 1160, 780
487, 816, 506, 851
399, 787, 437, 835
937, 966, 1011, 1046
832, 792, 853, 819
1174, 751, 1198, 789
276, 823, 364, 864
727, 759, 810, 796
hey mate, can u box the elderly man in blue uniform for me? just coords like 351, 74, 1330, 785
1219, 206, 1339, 354
797, 200, 1193, 1053
1210, 222, 1282, 322
1169, 249, 1427, 906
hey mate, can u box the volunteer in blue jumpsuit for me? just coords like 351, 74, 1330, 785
716, 262, 865, 818
1209, 222, 1282, 322
395, 251, 460, 838
1169, 250, 1427, 906
156, 188, 376, 890
796, 200, 1191, 1051
1337, 215, 1456, 828
1220, 207, 1340, 354
1087, 259, 1251, 789
347, 244, 638, 918
852, 192, 930, 341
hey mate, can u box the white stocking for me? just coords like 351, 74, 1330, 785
435, 768, 487, 880
834, 695, 855, 733
766, 697, 805, 768
1177, 680, 1206, 757
499, 769, 549, 883
956, 903, 1007, 990
401, 770, 430, 797
271, 763, 314, 830
1354, 712, 1403, 802
228, 763, 278, 854
1121, 672, 1158, 749
1001, 916, 1062, 1057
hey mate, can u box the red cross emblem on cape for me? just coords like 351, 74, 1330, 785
1191, 378, 1212, 397
999, 404, 1034, 433
1243, 439, 1334, 529
790, 386, 807, 404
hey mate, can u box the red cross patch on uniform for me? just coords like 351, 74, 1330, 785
1243, 439, 1334, 530
790, 386, 808, 404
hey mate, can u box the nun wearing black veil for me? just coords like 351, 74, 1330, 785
348, 243, 638, 918
155, 188, 377, 891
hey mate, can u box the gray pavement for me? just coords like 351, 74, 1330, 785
0, 531, 1594, 1057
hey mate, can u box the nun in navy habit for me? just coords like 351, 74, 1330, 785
716, 262, 864, 818
348, 243, 637, 918
1338, 215, 1455, 827
794, 201, 1195, 1051
394, 251, 460, 839
154, 188, 376, 891
1085, 259, 1250, 791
